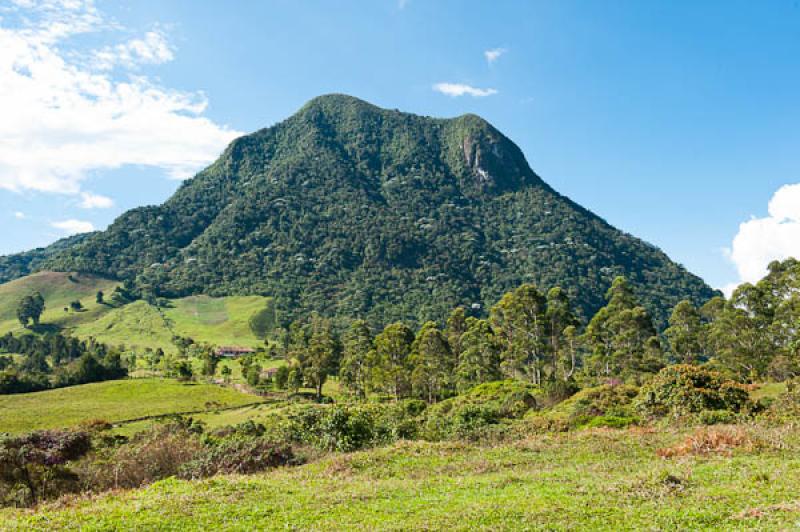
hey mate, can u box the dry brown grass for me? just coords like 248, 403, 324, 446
657, 426, 760, 458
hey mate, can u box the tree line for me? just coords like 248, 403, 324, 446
270, 258, 800, 402
0, 332, 126, 394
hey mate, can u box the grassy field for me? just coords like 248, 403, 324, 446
73, 295, 273, 353
0, 378, 259, 434
164, 295, 273, 348
73, 300, 176, 353
0, 271, 118, 334
3, 427, 800, 530
0, 273, 273, 354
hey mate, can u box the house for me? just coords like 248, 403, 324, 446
216, 346, 256, 358
261, 367, 279, 379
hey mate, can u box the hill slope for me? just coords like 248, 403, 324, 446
0, 271, 118, 333
3, 95, 714, 326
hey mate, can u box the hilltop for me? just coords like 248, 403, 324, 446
0, 95, 714, 326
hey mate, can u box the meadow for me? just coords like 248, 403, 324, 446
0, 378, 259, 434
0, 272, 118, 334
0, 271, 274, 356
3, 427, 800, 530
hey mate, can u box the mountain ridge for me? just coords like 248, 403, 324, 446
0, 94, 716, 327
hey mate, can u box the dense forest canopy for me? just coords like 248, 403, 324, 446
0, 95, 714, 327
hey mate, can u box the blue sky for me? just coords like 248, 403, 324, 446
1, 0, 799, 292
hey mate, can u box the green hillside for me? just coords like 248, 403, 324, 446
0, 271, 118, 334
72, 296, 273, 352
0, 378, 258, 434
0, 95, 715, 327
73, 300, 175, 353
0, 272, 273, 352
163, 295, 275, 348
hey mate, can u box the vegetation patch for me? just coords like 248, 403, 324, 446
657, 426, 761, 458
0, 379, 256, 434
635, 365, 750, 419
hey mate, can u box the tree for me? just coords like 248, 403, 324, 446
304, 315, 341, 400
372, 322, 415, 400
583, 277, 662, 379
175, 361, 193, 382
220, 365, 232, 383
340, 319, 374, 399
16, 292, 45, 328
455, 317, 501, 392
245, 364, 262, 387
561, 325, 580, 379
665, 300, 703, 364
201, 349, 220, 377
445, 307, 468, 361
490, 284, 548, 384
410, 321, 454, 403
274, 365, 289, 389
545, 287, 578, 381
69, 300, 83, 312
96, 291, 104, 304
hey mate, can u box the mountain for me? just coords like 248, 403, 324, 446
2, 95, 715, 327
0, 233, 93, 285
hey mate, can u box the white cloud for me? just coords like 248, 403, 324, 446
727, 183, 800, 287
0, 0, 242, 196
92, 30, 174, 70
79, 191, 113, 209
13, 211, 25, 219
432, 82, 498, 98
484, 47, 506, 65
51, 218, 94, 235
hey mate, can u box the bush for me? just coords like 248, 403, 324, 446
0, 430, 92, 507
635, 365, 750, 419
179, 438, 294, 479
419, 381, 538, 441
283, 403, 419, 452
83, 422, 205, 490
523, 384, 640, 432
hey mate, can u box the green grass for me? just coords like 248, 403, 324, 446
0, 271, 118, 334
0, 378, 258, 434
164, 295, 272, 348
71, 294, 273, 353
3, 428, 800, 530
73, 300, 176, 353
0, 274, 272, 354
751, 382, 787, 402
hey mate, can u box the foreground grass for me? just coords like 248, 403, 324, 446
2, 428, 800, 530
0, 378, 258, 434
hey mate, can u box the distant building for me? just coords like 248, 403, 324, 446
216, 346, 256, 358
261, 367, 279, 379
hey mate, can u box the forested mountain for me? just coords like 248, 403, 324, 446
2, 95, 714, 327
0, 233, 93, 285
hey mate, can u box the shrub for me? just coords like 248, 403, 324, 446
83, 422, 205, 490
179, 439, 294, 479
522, 384, 639, 433
635, 365, 750, 419
419, 381, 538, 441
283, 403, 418, 452
0, 430, 91, 507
